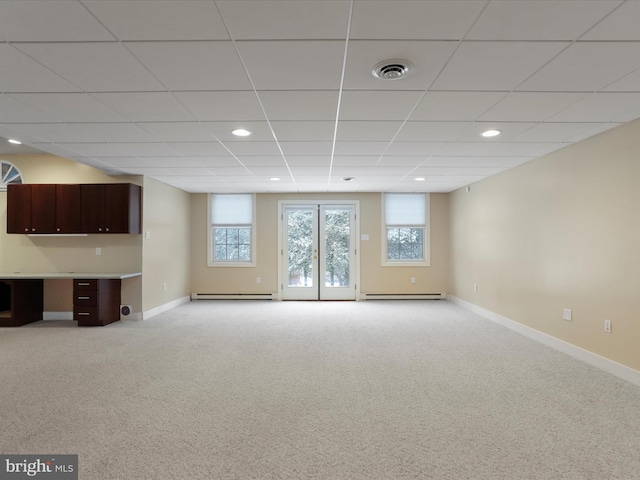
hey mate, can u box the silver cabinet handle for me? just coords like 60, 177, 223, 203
77, 296, 90, 300
77, 312, 90, 316
77, 282, 91, 286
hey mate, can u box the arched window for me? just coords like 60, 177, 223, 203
0, 161, 23, 191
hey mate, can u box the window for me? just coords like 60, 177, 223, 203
210, 194, 255, 266
383, 193, 428, 265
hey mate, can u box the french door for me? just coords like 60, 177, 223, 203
282, 203, 356, 300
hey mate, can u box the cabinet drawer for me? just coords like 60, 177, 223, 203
73, 279, 98, 290
73, 290, 98, 306
74, 306, 98, 321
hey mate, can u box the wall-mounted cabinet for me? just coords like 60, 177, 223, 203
6, 183, 141, 235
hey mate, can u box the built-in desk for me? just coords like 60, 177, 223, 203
0, 273, 141, 327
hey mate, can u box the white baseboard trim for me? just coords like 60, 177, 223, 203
43, 311, 73, 321
448, 295, 640, 388
142, 295, 191, 321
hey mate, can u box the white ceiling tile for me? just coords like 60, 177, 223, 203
286, 156, 331, 167
98, 158, 151, 168
93, 93, 196, 122
420, 157, 534, 168
581, 1, 640, 40
67, 123, 157, 143
136, 122, 213, 142
50, 143, 130, 157
603, 68, 640, 92
512, 123, 613, 143
280, 142, 333, 156
376, 156, 426, 167
433, 142, 498, 157
547, 93, 640, 122
351, 0, 485, 40
413, 166, 504, 177
163, 142, 229, 157
146, 157, 240, 168
217, 0, 350, 40
567, 123, 623, 142
334, 142, 390, 156
224, 141, 282, 156
395, 122, 471, 142
174, 92, 266, 121
431, 42, 569, 91
126, 41, 251, 91
344, 41, 457, 90
490, 143, 564, 157
467, 1, 619, 41
0, 0, 115, 41
519, 42, 640, 92
0, 123, 100, 144
332, 156, 379, 167
83, 0, 229, 40
14, 43, 166, 92
114, 143, 184, 157
409, 92, 508, 121
237, 156, 289, 167
235, 41, 345, 90
384, 142, 445, 156
0, 95, 58, 123
259, 91, 339, 120
0, 46, 79, 93
271, 121, 336, 142
8, 93, 126, 123
336, 121, 403, 142
479, 92, 590, 122
339, 91, 424, 121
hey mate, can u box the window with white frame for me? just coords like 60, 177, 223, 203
383, 193, 428, 264
210, 194, 255, 265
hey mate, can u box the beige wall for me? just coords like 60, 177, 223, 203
0, 154, 143, 312
449, 119, 640, 371
190, 192, 449, 296
141, 177, 191, 311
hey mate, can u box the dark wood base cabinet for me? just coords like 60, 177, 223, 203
73, 279, 122, 326
0, 280, 44, 327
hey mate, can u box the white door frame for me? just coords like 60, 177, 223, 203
277, 199, 360, 301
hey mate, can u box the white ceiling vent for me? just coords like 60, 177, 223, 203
372, 59, 413, 80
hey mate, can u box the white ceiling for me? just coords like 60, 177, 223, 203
1, 0, 639, 193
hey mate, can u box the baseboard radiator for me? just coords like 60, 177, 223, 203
191, 293, 277, 301
360, 293, 447, 300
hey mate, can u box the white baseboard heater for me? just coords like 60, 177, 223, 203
361, 293, 447, 300
191, 293, 277, 300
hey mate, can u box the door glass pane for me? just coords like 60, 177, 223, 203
287, 209, 314, 287
324, 208, 350, 287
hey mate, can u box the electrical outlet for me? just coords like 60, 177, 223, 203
562, 308, 572, 321
163, 282, 167, 291
474, 284, 478, 293
256, 277, 261, 284
604, 319, 612, 333
95, 247, 101, 256
411, 277, 416, 284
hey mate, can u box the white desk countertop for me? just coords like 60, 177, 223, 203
0, 272, 142, 280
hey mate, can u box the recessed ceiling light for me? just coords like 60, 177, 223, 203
342, 177, 355, 182
8, 139, 22, 145
270, 177, 280, 181
414, 177, 426, 182
481, 129, 501, 138
231, 128, 252, 137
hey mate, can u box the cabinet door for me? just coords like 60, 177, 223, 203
80, 184, 106, 233
56, 184, 81, 233
31, 184, 56, 234
105, 184, 141, 234
6, 184, 31, 234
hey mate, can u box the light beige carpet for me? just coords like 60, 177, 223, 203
2, 300, 639, 479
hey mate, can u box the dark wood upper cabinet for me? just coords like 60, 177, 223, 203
55, 184, 81, 234
7, 184, 55, 234
7, 183, 141, 235
80, 183, 141, 234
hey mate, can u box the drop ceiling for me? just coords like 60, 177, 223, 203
1, 0, 639, 193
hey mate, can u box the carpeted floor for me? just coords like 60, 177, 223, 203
1, 300, 639, 479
